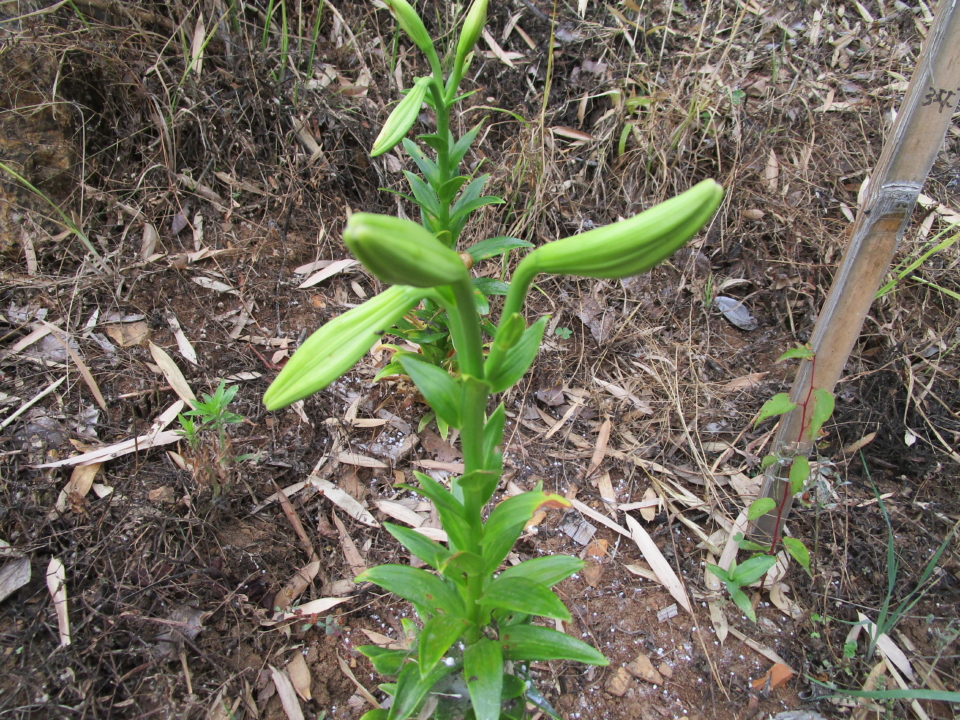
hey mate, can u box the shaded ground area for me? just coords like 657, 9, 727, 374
1, 0, 959, 718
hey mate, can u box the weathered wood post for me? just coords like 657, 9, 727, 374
752, 0, 960, 541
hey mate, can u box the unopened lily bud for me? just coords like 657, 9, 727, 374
371, 77, 431, 157
455, 0, 488, 68
263, 285, 425, 410
344, 213, 469, 288
520, 179, 723, 280
383, 0, 437, 61
458, 251, 474, 270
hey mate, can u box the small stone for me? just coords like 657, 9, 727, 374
626, 653, 664, 685
605, 666, 633, 697
658, 662, 673, 679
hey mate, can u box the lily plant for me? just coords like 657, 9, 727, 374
263, 1, 724, 717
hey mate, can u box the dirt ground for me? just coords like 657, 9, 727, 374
1, 0, 959, 718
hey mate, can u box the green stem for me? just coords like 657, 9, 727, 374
499, 255, 538, 326
430, 81, 454, 237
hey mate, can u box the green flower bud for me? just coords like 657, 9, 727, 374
383, 0, 437, 61
371, 76, 432, 157
263, 285, 426, 410
521, 179, 723, 280
344, 213, 469, 288
455, 0, 488, 68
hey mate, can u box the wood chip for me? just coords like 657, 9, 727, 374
751, 662, 793, 691
626, 653, 664, 684
656, 604, 678, 622
605, 666, 633, 697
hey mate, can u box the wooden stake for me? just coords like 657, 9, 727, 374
753, 0, 960, 540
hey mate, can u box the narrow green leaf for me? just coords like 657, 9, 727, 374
808, 388, 835, 440
788, 456, 810, 495
487, 316, 547, 393
403, 171, 443, 220
777, 344, 815, 363
357, 564, 465, 618
360, 709, 389, 720
452, 174, 489, 214
705, 564, 730, 583
374, 360, 407, 382
398, 355, 461, 429
440, 551, 487, 585
466, 236, 534, 262
482, 403, 506, 469
418, 132, 449, 155
438, 175, 469, 205
755, 393, 797, 427
389, 660, 455, 720
481, 491, 570, 572
407, 472, 471, 552
473, 277, 511, 296
729, 587, 757, 622
480, 577, 571, 621
457, 469, 500, 508
358, 646, 409, 676
419, 615, 471, 678
450, 120, 485, 167
464, 639, 503, 720
783, 537, 812, 577
730, 554, 777, 586
500, 625, 607, 665
384, 523, 451, 571
450, 195, 505, 223
747, 497, 777, 521
499, 556, 584, 587
402, 139, 439, 188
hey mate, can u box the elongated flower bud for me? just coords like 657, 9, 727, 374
383, 0, 437, 61
344, 213, 469, 288
263, 285, 426, 410
371, 77, 432, 157
455, 0, 488, 68
521, 179, 723, 280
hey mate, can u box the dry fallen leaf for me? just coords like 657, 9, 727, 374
640, 487, 659, 522
273, 561, 320, 611
52, 462, 102, 517
270, 666, 305, 720
751, 662, 794, 691
105, 322, 151, 347
287, 652, 312, 701
625, 515, 692, 614
46, 558, 70, 646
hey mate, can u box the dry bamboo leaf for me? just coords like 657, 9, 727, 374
414, 459, 465, 474
727, 627, 793, 670
149, 342, 197, 405
375, 500, 424, 528
639, 487, 658, 522
336, 452, 388, 468
625, 515, 692, 614
543, 397, 583, 439
624, 563, 657, 583
360, 629, 406, 649
40, 322, 107, 411
273, 561, 320, 611
721, 372, 768, 392
193, 276, 239, 295
269, 666, 305, 720
412, 526, 449, 542
140, 223, 159, 259
718, 511, 749, 571
842, 431, 877, 455
36, 400, 185, 468
46, 558, 70, 646
769, 582, 803, 620
568, 497, 629, 538
587, 420, 612, 477
191, 13, 205, 76
0, 556, 31, 603
481, 28, 520, 67
551, 126, 596, 142
3, 323, 53, 357
261, 597, 349, 626
593, 377, 652, 413
704, 552, 721, 591
764, 149, 780, 192
298, 259, 357, 289
708, 601, 728, 644
337, 653, 380, 708
311, 477, 379, 528
331, 511, 367, 577
287, 653, 312, 701
52, 462, 102, 517
857, 612, 915, 681
165, 313, 198, 365
273, 480, 317, 562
